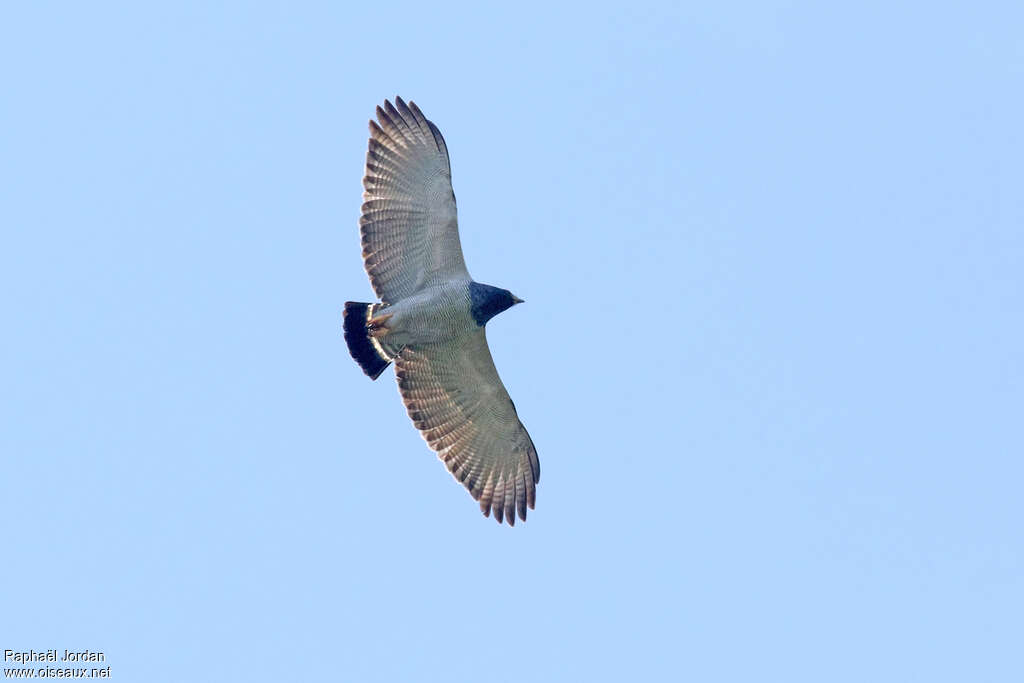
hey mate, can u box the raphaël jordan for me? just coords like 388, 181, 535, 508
4, 649, 106, 663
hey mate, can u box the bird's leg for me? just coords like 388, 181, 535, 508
367, 312, 393, 338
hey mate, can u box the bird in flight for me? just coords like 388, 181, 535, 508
342, 97, 539, 525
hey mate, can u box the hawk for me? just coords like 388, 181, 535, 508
342, 97, 540, 525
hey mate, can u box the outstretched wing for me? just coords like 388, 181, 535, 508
395, 330, 540, 525
360, 97, 470, 304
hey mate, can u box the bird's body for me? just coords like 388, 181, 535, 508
370, 281, 473, 347
342, 97, 539, 525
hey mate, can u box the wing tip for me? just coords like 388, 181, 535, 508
478, 476, 535, 527
369, 96, 444, 155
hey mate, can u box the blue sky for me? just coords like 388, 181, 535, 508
2, 2, 1021, 681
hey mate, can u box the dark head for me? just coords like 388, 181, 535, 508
469, 282, 524, 326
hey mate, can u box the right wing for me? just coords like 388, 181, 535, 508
359, 97, 470, 304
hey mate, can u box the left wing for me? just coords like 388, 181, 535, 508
395, 330, 540, 525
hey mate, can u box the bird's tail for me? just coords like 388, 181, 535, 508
343, 302, 396, 380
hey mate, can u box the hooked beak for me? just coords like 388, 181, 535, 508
511, 295, 524, 305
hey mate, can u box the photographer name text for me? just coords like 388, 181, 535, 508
4, 650, 105, 664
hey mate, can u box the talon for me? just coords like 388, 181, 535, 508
367, 312, 393, 337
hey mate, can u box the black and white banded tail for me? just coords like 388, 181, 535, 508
343, 302, 396, 380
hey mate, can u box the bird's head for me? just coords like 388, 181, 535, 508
469, 283, 524, 326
